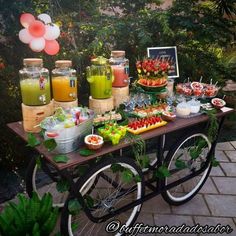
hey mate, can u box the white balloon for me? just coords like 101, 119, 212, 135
38, 13, 52, 24
44, 24, 60, 40
19, 28, 33, 44
29, 37, 45, 52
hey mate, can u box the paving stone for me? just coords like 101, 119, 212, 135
225, 151, 236, 162
212, 177, 236, 194
194, 216, 236, 236
230, 141, 236, 149
153, 214, 196, 236
216, 142, 234, 151
172, 194, 210, 216
215, 150, 230, 162
220, 163, 236, 177
199, 177, 218, 194
142, 195, 171, 214
210, 166, 225, 176
205, 195, 236, 217
137, 213, 156, 236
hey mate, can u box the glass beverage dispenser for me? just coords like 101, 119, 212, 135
86, 56, 113, 99
52, 60, 77, 102
19, 58, 51, 106
109, 50, 129, 87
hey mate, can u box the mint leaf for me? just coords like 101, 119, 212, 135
53, 155, 69, 163
68, 199, 82, 215
122, 169, 134, 183
56, 179, 70, 193
79, 149, 95, 156
27, 133, 41, 147
43, 139, 57, 152
110, 163, 124, 173
175, 159, 187, 169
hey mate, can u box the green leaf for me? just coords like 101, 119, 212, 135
75, 165, 88, 176
79, 149, 95, 156
71, 223, 79, 233
68, 199, 82, 215
84, 195, 94, 208
56, 180, 70, 193
175, 159, 187, 169
189, 147, 201, 160
35, 156, 42, 169
134, 175, 142, 183
196, 138, 207, 149
53, 155, 69, 163
43, 139, 57, 152
211, 157, 220, 167
27, 133, 41, 147
110, 163, 124, 173
155, 165, 171, 179
140, 155, 150, 168
121, 169, 134, 183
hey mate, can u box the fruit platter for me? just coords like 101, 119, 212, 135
130, 102, 171, 118
127, 116, 167, 135
211, 98, 226, 109
98, 123, 127, 145
93, 111, 122, 126
176, 81, 220, 98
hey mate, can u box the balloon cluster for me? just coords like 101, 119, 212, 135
19, 13, 60, 55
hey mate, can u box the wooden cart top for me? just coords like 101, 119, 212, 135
7, 107, 234, 171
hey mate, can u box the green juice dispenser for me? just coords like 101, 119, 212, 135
86, 56, 114, 99
19, 58, 51, 106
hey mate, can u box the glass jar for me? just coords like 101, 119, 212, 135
19, 58, 51, 106
52, 60, 77, 102
86, 56, 113, 99
109, 50, 129, 87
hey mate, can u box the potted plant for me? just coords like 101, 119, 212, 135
0, 192, 59, 236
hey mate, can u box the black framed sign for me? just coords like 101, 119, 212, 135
147, 46, 179, 78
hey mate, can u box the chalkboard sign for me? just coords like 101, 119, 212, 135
147, 46, 179, 78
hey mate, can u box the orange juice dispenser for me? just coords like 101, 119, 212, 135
19, 58, 53, 133
52, 60, 77, 102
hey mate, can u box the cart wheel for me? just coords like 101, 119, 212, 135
61, 157, 144, 236
25, 157, 68, 208
161, 133, 212, 205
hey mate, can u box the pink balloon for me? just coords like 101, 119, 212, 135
44, 40, 60, 55
20, 13, 35, 28
19, 28, 33, 44
28, 20, 46, 37
29, 37, 45, 52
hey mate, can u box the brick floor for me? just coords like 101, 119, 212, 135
1, 141, 236, 236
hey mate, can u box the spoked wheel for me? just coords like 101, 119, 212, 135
26, 157, 69, 208
61, 157, 145, 236
161, 133, 212, 205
